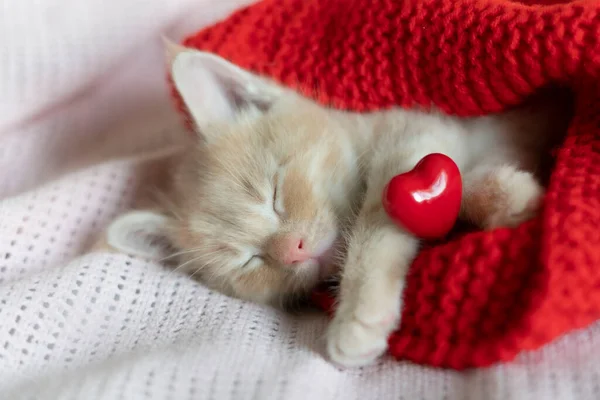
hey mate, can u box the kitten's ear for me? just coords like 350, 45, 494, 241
105, 210, 173, 260
164, 38, 283, 140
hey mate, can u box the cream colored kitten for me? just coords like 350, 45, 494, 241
105, 45, 567, 368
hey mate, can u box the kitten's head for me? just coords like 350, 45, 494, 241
109, 45, 358, 306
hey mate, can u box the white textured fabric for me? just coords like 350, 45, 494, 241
1, 1, 600, 399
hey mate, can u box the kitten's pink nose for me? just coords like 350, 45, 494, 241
267, 234, 310, 265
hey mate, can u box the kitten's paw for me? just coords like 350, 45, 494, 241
484, 167, 544, 229
325, 307, 398, 368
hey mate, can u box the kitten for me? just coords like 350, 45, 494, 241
105, 44, 568, 368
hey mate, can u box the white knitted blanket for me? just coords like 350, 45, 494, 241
1, 1, 599, 399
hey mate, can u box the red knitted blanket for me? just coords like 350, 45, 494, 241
174, 0, 600, 369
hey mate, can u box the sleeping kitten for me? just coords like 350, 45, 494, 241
106, 44, 567, 368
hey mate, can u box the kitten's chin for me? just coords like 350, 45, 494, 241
315, 233, 342, 280
297, 235, 341, 285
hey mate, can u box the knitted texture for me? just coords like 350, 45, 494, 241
174, 0, 600, 369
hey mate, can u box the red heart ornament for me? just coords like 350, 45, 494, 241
382, 153, 462, 240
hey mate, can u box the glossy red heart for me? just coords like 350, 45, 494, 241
382, 153, 462, 240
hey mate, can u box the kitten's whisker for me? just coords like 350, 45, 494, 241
160, 248, 227, 284
171, 255, 202, 274
188, 267, 204, 281
160, 248, 204, 262
198, 254, 222, 268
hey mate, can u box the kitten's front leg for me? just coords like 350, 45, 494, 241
325, 161, 419, 367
